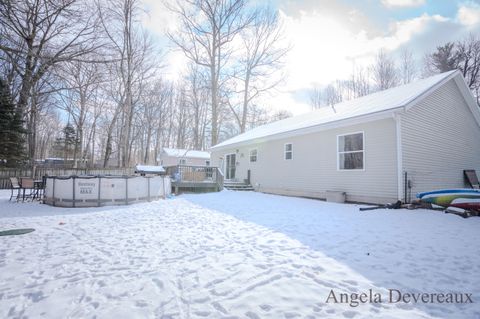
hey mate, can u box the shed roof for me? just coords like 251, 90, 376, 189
212, 70, 467, 150
135, 165, 166, 174
162, 148, 210, 159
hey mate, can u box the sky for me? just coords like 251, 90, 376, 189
142, 0, 480, 115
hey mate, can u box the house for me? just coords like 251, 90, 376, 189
158, 148, 211, 167
210, 70, 480, 204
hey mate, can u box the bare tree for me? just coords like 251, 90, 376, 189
309, 81, 344, 109
57, 60, 104, 167
151, 80, 174, 163
324, 82, 343, 106
310, 64, 370, 110
184, 64, 210, 149
268, 109, 292, 122
232, 7, 289, 133
424, 34, 480, 104
168, 0, 253, 146
456, 34, 480, 104
370, 49, 398, 91
309, 85, 323, 109
0, 0, 100, 164
35, 108, 63, 160
100, 64, 125, 167
352, 66, 371, 98
83, 100, 103, 167
138, 81, 159, 164
174, 86, 191, 149
399, 49, 417, 84
98, 0, 158, 167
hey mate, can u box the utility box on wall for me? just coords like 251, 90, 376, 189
326, 190, 346, 203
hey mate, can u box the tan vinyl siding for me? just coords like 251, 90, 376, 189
160, 155, 210, 167
212, 118, 398, 204
401, 79, 480, 196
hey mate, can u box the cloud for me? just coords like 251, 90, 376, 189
138, 0, 479, 116
381, 0, 426, 8
384, 14, 452, 50
141, 0, 192, 81
142, 0, 179, 34
457, 2, 480, 26
265, 9, 472, 114
278, 0, 378, 35
277, 11, 449, 90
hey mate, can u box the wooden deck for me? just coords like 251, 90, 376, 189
165, 165, 224, 193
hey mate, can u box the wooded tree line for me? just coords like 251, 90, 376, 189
310, 35, 480, 108
0, 0, 290, 168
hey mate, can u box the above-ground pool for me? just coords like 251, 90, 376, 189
44, 175, 171, 207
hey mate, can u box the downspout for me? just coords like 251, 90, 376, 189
394, 112, 404, 201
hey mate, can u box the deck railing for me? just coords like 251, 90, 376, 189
165, 165, 223, 191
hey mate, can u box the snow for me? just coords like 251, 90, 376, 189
135, 164, 166, 173
1, 190, 479, 318
212, 70, 458, 149
162, 148, 210, 160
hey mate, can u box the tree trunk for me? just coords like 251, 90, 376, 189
27, 95, 37, 167
241, 70, 251, 133
103, 106, 121, 168
144, 126, 152, 163
210, 63, 218, 146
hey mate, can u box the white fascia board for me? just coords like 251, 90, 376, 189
211, 108, 399, 151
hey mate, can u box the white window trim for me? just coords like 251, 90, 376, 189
337, 131, 365, 171
179, 158, 187, 165
284, 143, 293, 160
249, 149, 258, 163
205, 160, 210, 166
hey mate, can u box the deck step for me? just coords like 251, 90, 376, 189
224, 182, 254, 191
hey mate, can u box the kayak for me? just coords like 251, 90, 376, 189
449, 198, 480, 210
416, 189, 480, 207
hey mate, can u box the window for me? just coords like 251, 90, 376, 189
284, 143, 293, 160
205, 160, 210, 166
250, 149, 257, 162
179, 158, 186, 165
338, 132, 364, 170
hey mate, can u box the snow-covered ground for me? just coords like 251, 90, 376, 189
0, 190, 479, 318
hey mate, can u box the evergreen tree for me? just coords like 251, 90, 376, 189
426, 43, 460, 73
0, 78, 26, 167
52, 123, 78, 162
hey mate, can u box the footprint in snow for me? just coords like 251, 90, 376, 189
259, 304, 272, 311
193, 311, 210, 317
211, 301, 228, 314
135, 300, 148, 307
342, 310, 359, 318
343, 279, 358, 286
245, 311, 261, 319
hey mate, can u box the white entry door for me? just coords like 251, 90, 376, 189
225, 154, 236, 180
